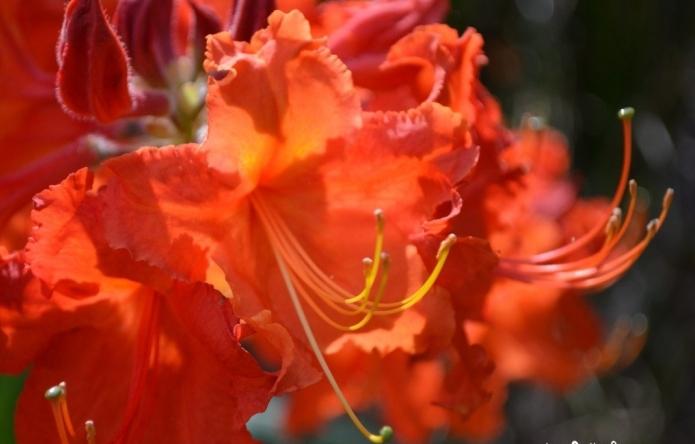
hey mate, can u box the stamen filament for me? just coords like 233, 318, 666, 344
85, 420, 96, 444
348, 253, 390, 331
254, 195, 380, 306
497, 184, 672, 290
252, 194, 457, 325
58, 381, 76, 438
498, 179, 639, 275
272, 246, 393, 443
45, 383, 74, 444
367, 234, 457, 315
504, 107, 634, 265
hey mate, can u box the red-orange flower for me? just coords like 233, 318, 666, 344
1, 168, 275, 443
282, 21, 673, 443
2, 5, 674, 444
3, 9, 484, 443
0, 0, 229, 250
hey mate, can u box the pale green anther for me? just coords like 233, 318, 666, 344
618, 107, 635, 120
44, 385, 64, 401
379, 426, 394, 443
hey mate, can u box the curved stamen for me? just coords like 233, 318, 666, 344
498, 179, 639, 276
497, 107, 673, 290
45, 382, 75, 444
272, 245, 393, 443
504, 107, 635, 265
254, 195, 383, 306
347, 253, 391, 331
498, 189, 671, 290
366, 234, 457, 315
252, 195, 457, 320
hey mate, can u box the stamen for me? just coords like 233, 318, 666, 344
345, 209, 385, 304
369, 233, 456, 315
272, 246, 393, 443
497, 107, 674, 290
252, 194, 456, 325
85, 420, 96, 444
498, 179, 639, 277
44, 382, 76, 444
57, 381, 76, 438
505, 107, 635, 265
499, 195, 670, 291
348, 252, 390, 331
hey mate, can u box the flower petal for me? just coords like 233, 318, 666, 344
203, 10, 360, 185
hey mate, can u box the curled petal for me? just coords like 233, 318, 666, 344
203, 10, 360, 184
56, 0, 134, 123
322, 0, 449, 80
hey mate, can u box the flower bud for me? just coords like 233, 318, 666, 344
56, 0, 133, 123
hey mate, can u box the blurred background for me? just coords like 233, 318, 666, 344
2, 0, 694, 443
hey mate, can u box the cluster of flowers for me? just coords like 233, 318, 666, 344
0, 0, 672, 443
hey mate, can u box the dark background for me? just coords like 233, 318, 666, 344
2, 1, 694, 443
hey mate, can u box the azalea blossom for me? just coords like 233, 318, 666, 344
1, 6, 475, 443
0, 2, 674, 444
283, 19, 674, 443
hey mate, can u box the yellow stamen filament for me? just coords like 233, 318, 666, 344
272, 245, 393, 443
498, 108, 674, 290
251, 195, 456, 328
251, 193, 456, 442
